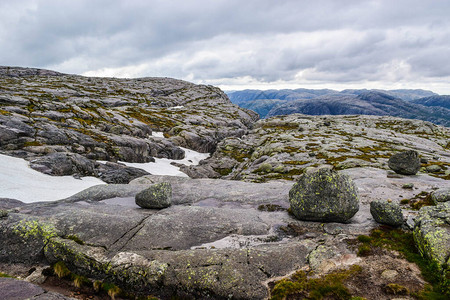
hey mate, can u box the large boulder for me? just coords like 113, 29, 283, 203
370, 200, 404, 227
413, 202, 450, 269
288, 167, 359, 223
135, 182, 172, 209
388, 150, 421, 175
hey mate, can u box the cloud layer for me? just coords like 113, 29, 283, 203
1, 0, 450, 93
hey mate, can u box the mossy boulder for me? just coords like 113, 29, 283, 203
135, 182, 172, 209
388, 150, 421, 175
288, 167, 359, 223
413, 202, 450, 269
431, 188, 450, 204
370, 200, 404, 227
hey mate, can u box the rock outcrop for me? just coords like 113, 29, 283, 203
0, 66, 257, 181
185, 114, 450, 182
289, 167, 359, 223
413, 202, 450, 269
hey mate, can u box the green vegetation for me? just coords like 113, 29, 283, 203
257, 204, 286, 212
270, 265, 363, 300
399, 191, 434, 210
356, 227, 449, 298
0, 272, 13, 278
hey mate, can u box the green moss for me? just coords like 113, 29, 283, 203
218, 168, 234, 176
65, 234, 85, 245
270, 265, 363, 300
356, 227, 449, 298
0, 109, 11, 115
0, 272, 13, 278
23, 141, 42, 147
403, 191, 435, 210
385, 283, 409, 295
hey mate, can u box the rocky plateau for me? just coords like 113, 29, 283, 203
1, 67, 450, 299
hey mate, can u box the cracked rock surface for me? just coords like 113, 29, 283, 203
1, 169, 449, 299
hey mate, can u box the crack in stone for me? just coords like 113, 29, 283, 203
108, 214, 152, 253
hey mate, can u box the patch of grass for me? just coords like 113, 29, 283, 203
402, 191, 435, 210
0, 272, 13, 278
53, 261, 71, 278
356, 227, 449, 298
270, 265, 363, 300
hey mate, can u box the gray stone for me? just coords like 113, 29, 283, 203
135, 182, 172, 209
430, 188, 450, 204
388, 150, 421, 175
426, 164, 442, 173
402, 183, 414, 189
370, 200, 404, 227
289, 167, 359, 223
0, 277, 75, 300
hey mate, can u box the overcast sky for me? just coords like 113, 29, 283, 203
1, 0, 450, 93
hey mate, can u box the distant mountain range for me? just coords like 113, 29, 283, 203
226, 89, 450, 126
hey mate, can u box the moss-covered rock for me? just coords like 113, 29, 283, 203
289, 167, 359, 223
135, 182, 172, 209
370, 200, 404, 227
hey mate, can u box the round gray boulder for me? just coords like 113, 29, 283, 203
135, 182, 172, 209
370, 200, 404, 227
388, 150, 421, 175
431, 188, 450, 204
288, 167, 359, 223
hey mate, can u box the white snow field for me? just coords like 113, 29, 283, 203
0, 144, 209, 203
0, 154, 105, 203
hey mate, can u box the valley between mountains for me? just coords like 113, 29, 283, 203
0, 67, 449, 299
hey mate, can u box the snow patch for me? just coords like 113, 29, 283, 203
119, 147, 210, 177
151, 131, 165, 138
0, 154, 105, 203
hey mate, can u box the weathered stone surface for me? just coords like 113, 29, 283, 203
1, 168, 449, 299
0, 198, 24, 209
0, 277, 74, 299
289, 167, 359, 222
370, 200, 404, 227
431, 187, 450, 204
135, 182, 172, 209
413, 202, 450, 268
388, 150, 421, 175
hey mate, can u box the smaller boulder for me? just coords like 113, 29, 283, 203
388, 150, 421, 175
370, 201, 404, 227
426, 165, 442, 173
431, 188, 450, 204
135, 182, 172, 209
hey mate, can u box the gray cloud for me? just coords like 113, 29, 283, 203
1, 0, 450, 93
